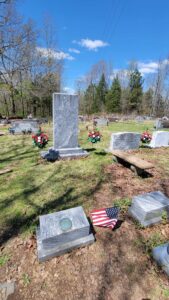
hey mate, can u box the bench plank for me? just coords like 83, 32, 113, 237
112, 150, 154, 170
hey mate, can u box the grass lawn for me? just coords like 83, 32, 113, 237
0, 120, 156, 240
1, 120, 169, 299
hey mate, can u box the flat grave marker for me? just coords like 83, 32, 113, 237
129, 191, 169, 227
37, 206, 95, 262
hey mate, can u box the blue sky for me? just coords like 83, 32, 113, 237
18, 0, 169, 91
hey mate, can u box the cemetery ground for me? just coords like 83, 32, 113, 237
0, 121, 169, 300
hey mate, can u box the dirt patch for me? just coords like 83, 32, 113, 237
1, 149, 169, 300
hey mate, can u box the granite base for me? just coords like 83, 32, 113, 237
37, 229, 95, 262
41, 147, 88, 161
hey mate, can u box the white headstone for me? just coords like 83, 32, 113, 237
129, 191, 169, 227
149, 131, 169, 148
109, 132, 141, 151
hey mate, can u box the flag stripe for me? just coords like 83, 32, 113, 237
90, 206, 119, 230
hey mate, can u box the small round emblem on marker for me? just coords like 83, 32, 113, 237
59, 218, 72, 231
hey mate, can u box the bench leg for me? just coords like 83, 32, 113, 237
112, 156, 118, 163
130, 165, 143, 176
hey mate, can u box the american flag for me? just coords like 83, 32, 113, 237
90, 206, 119, 229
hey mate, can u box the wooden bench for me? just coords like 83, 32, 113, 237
112, 150, 154, 176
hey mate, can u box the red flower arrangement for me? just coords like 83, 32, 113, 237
32, 128, 48, 148
88, 129, 102, 143
141, 130, 152, 144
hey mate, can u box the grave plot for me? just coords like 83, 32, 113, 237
37, 206, 94, 262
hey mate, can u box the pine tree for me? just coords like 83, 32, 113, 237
128, 69, 143, 113
95, 73, 108, 111
105, 76, 121, 112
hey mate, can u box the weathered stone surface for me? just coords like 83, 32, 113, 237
39, 206, 90, 248
37, 206, 94, 261
149, 131, 169, 148
37, 230, 95, 262
41, 93, 88, 160
9, 119, 39, 134
94, 118, 109, 126
53, 93, 79, 149
135, 116, 144, 123
109, 132, 141, 151
129, 191, 169, 227
155, 119, 163, 129
0, 282, 15, 300
152, 242, 169, 276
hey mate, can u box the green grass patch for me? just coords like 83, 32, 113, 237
113, 198, 132, 213
0, 121, 169, 242
0, 254, 10, 266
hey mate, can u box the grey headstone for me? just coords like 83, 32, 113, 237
41, 93, 88, 160
53, 93, 79, 149
152, 242, 169, 276
149, 131, 169, 148
135, 116, 144, 123
129, 191, 169, 227
94, 118, 109, 126
10, 120, 39, 134
109, 132, 141, 151
154, 119, 163, 129
36, 206, 94, 262
0, 282, 15, 300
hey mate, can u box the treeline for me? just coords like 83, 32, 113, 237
78, 60, 169, 117
0, 0, 62, 118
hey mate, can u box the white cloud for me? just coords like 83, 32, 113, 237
109, 60, 169, 80
68, 48, 80, 54
36, 47, 74, 61
73, 38, 109, 51
63, 87, 75, 94
138, 62, 158, 75
138, 60, 169, 75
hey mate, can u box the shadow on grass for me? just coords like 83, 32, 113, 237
83, 148, 96, 152
0, 188, 74, 245
94, 151, 107, 156
0, 167, 103, 246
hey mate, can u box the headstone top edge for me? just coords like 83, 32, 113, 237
133, 190, 168, 200
39, 206, 85, 221
112, 132, 140, 135
53, 92, 78, 96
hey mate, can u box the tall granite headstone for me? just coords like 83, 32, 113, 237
36, 206, 95, 262
108, 132, 141, 151
129, 191, 169, 227
41, 93, 88, 160
149, 131, 169, 148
